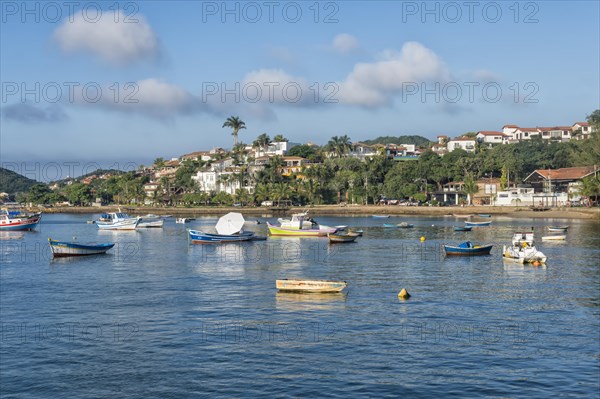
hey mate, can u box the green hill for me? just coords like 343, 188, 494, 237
362, 135, 432, 147
0, 167, 40, 194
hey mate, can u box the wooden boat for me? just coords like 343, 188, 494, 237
503, 244, 547, 264
267, 222, 337, 236
541, 234, 566, 241
327, 232, 359, 243
0, 209, 42, 231
444, 241, 493, 256
138, 219, 164, 228
464, 221, 492, 227
188, 229, 254, 243
548, 226, 568, 232
276, 279, 347, 293
48, 238, 115, 257
372, 215, 390, 218
397, 222, 414, 228
96, 212, 140, 230
454, 226, 472, 232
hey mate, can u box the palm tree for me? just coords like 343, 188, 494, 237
462, 173, 479, 206
326, 135, 352, 158
222, 116, 246, 147
253, 133, 271, 156
273, 134, 288, 142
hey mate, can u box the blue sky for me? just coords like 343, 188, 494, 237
1, 1, 599, 176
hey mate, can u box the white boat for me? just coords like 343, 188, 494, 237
96, 212, 140, 230
277, 210, 315, 230
541, 234, 566, 241
138, 219, 164, 228
512, 232, 535, 246
502, 244, 547, 264
176, 217, 195, 224
276, 279, 347, 293
548, 226, 568, 232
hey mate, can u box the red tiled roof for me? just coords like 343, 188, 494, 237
573, 122, 590, 126
534, 166, 599, 181
502, 124, 518, 128
518, 127, 539, 132
451, 137, 476, 141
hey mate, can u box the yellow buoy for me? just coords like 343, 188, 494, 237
398, 288, 411, 299
420, 236, 426, 242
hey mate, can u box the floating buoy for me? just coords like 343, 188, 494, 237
532, 260, 541, 267
420, 236, 426, 242
398, 288, 411, 300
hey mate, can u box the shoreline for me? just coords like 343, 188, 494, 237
30, 205, 600, 220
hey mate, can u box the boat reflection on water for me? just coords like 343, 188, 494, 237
502, 259, 547, 277
275, 291, 347, 311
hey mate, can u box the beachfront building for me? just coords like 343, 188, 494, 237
447, 137, 476, 153
572, 122, 596, 140
431, 182, 467, 205
472, 177, 502, 205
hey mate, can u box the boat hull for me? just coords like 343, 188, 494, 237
454, 227, 472, 231
548, 226, 568, 232
276, 279, 347, 293
502, 245, 547, 263
48, 239, 114, 257
541, 235, 566, 241
138, 219, 164, 228
444, 245, 493, 256
328, 233, 359, 243
0, 215, 41, 231
267, 222, 336, 236
464, 221, 492, 227
188, 229, 254, 243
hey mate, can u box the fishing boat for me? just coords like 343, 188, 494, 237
454, 226, 472, 232
0, 209, 42, 231
188, 212, 254, 243
188, 229, 254, 243
397, 222, 414, 228
275, 279, 347, 293
267, 222, 337, 236
96, 212, 140, 230
502, 243, 547, 264
327, 232, 359, 243
541, 234, 566, 241
48, 238, 115, 257
372, 215, 390, 218
464, 221, 492, 227
512, 232, 534, 246
138, 219, 164, 228
548, 226, 568, 232
443, 241, 493, 256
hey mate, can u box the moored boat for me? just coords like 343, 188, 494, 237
188, 229, 254, 243
276, 279, 347, 293
48, 238, 115, 257
176, 217, 195, 224
454, 226, 472, 232
347, 229, 363, 236
96, 212, 140, 230
397, 222, 414, 228
138, 219, 164, 228
383, 223, 397, 228
478, 214, 491, 218
372, 215, 390, 218
548, 226, 568, 232
444, 241, 493, 256
267, 222, 337, 236
512, 232, 535, 246
464, 221, 492, 227
327, 232, 359, 243
0, 209, 42, 231
541, 234, 566, 241
502, 243, 547, 264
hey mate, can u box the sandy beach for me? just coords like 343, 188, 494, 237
33, 205, 600, 220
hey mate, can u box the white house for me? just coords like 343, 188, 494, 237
537, 126, 572, 142
350, 142, 379, 159
192, 170, 242, 195
476, 131, 509, 145
252, 141, 299, 158
447, 137, 476, 153
572, 122, 595, 140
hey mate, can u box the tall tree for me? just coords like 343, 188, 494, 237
273, 134, 288, 142
462, 173, 479, 205
222, 116, 246, 147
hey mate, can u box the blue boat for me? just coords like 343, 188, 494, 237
444, 241, 493, 256
188, 229, 255, 244
383, 223, 397, 228
48, 238, 115, 257
465, 221, 492, 227
454, 226, 472, 232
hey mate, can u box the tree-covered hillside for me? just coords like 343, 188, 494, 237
0, 168, 40, 194
362, 135, 432, 147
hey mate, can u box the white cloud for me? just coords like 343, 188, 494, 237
332, 34, 359, 53
337, 42, 451, 107
53, 10, 160, 65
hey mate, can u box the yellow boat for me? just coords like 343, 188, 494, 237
267, 222, 337, 237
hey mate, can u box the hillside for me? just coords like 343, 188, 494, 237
0, 167, 40, 193
362, 135, 432, 147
